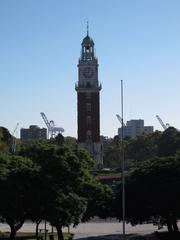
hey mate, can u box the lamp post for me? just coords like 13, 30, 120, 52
116, 80, 125, 239
120, 80, 125, 240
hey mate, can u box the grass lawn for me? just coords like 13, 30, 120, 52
0, 232, 73, 240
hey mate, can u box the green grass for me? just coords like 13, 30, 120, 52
0, 232, 73, 240
52, 232, 73, 240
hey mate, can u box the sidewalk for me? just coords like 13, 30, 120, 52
74, 233, 159, 240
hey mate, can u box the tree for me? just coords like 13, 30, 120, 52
64, 136, 77, 149
115, 155, 180, 233
81, 180, 113, 221
26, 172, 48, 240
0, 154, 36, 240
38, 146, 90, 240
102, 133, 160, 169
125, 133, 158, 165
19, 143, 113, 240
102, 136, 122, 169
48, 134, 65, 146
20, 144, 89, 239
0, 127, 12, 153
46, 191, 86, 240
157, 127, 180, 157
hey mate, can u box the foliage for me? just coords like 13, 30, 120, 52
0, 153, 37, 240
3, 125, 180, 239
48, 134, 65, 146
125, 133, 158, 164
64, 136, 77, 149
102, 128, 180, 169
157, 127, 180, 157
102, 136, 121, 169
115, 154, 180, 232
0, 127, 12, 153
82, 180, 113, 221
19, 142, 112, 240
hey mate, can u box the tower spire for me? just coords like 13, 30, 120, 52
87, 21, 89, 36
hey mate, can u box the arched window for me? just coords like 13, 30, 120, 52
86, 116, 91, 125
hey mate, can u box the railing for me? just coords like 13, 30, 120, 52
75, 82, 102, 90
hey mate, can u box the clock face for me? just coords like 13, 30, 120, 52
83, 67, 93, 78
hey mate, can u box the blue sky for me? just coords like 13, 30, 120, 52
0, 0, 180, 138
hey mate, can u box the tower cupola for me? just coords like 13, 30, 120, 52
80, 24, 96, 62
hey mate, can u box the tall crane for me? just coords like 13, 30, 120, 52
40, 112, 64, 139
116, 114, 126, 127
11, 123, 19, 154
156, 115, 169, 130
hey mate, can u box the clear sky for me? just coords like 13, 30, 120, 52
0, 0, 180, 138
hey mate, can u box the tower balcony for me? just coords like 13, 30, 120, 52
75, 82, 102, 91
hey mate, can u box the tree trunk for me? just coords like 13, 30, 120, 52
55, 225, 64, 240
36, 220, 41, 240
167, 221, 173, 233
8, 220, 24, 240
15, 221, 24, 233
166, 214, 179, 233
172, 218, 179, 232
9, 224, 16, 240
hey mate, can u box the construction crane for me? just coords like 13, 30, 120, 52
11, 123, 19, 154
156, 115, 169, 130
40, 112, 64, 139
116, 114, 126, 127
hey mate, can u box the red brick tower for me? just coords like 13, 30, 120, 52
75, 29, 103, 169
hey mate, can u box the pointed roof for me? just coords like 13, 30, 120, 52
81, 22, 94, 46
82, 34, 94, 45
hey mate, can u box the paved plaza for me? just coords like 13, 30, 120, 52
0, 220, 166, 240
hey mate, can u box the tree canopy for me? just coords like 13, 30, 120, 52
1, 125, 180, 239
18, 143, 112, 240
102, 127, 180, 169
0, 127, 12, 153
115, 153, 180, 232
0, 129, 112, 240
0, 153, 37, 240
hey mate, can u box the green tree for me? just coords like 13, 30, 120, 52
157, 127, 180, 157
20, 143, 113, 240
82, 180, 113, 221
115, 155, 180, 233
64, 136, 77, 149
126, 133, 158, 165
48, 134, 65, 146
0, 127, 12, 153
102, 133, 159, 169
20, 144, 88, 240
38, 146, 89, 240
0, 154, 36, 240
46, 191, 86, 240
102, 136, 121, 169
26, 172, 47, 240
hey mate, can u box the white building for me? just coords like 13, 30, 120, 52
118, 119, 154, 139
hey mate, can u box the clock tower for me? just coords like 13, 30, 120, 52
75, 29, 103, 169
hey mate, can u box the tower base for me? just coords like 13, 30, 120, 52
78, 142, 103, 170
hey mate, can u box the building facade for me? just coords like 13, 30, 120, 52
118, 119, 154, 139
20, 125, 47, 141
75, 31, 103, 169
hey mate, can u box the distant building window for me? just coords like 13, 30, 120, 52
86, 92, 91, 99
86, 116, 91, 125
86, 103, 91, 112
